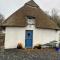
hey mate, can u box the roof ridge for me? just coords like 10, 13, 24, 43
30, 0, 34, 1
26, 0, 39, 7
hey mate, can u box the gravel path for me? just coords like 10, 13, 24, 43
1, 48, 60, 60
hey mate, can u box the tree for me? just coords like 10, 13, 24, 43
45, 9, 60, 27
51, 9, 58, 22
0, 14, 4, 24
51, 9, 60, 27
0, 13, 4, 31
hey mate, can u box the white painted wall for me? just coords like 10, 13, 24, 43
5, 25, 35, 49
5, 25, 59, 49
33, 29, 57, 46
56, 31, 60, 47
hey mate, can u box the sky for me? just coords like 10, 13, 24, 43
0, 0, 60, 19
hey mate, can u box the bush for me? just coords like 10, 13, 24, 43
34, 44, 41, 49
17, 43, 23, 49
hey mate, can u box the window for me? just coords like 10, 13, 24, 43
26, 16, 35, 25
27, 16, 35, 19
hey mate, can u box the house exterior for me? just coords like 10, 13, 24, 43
2, 0, 60, 49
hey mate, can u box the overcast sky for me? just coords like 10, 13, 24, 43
0, 0, 60, 19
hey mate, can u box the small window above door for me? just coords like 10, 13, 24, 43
27, 16, 35, 19
26, 16, 35, 25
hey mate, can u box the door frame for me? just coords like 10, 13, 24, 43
25, 30, 33, 48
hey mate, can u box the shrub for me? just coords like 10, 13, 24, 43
34, 44, 41, 49
17, 43, 23, 49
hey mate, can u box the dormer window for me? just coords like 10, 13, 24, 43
27, 16, 35, 19
26, 16, 35, 25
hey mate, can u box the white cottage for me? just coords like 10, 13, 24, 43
2, 0, 60, 49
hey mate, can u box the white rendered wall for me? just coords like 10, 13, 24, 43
5, 25, 35, 49
33, 29, 57, 46
56, 31, 60, 44
5, 25, 58, 49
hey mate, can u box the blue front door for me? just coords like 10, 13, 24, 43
25, 30, 33, 48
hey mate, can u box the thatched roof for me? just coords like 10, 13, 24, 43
2, 0, 60, 30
